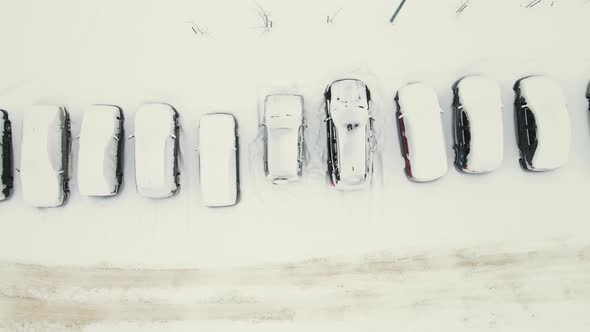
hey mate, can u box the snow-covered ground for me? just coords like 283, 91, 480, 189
0, 0, 589, 330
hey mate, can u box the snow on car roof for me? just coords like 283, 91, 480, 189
457, 76, 503, 173
199, 113, 236, 151
265, 94, 303, 119
20, 105, 67, 207
519, 76, 570, 170
398, 83, 447, 181
199, 113, 237, 207
77, 105, 121, 196
264, 94, 303, 129
264, 95, 303, 181
134, 103, 178, 198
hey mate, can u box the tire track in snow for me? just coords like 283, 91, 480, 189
0, 244, 589, 330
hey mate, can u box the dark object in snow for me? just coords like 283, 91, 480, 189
389, 0, 407, 24
0, 109, 13, 200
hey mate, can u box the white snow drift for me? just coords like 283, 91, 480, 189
263, 94, 304, 184
327, 79, 374, 190
20, 105, 70, 207
397, 83, 448, 182
198, 113, 238, 207
518, 76, 571, 171
455, 76, 504, 173
77, 105, 123, 196
134, 103, 179, 198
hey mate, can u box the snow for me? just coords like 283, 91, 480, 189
0, 0, 590, 330
77, 105, 122, 196
397, 83, 448, 182
456, 76, 504, 173
327, 79, 372, 189
264, 94, 303, 183
518, 76, 571, 171
19, 105, 68, 208
198, 113, 238, 207
134, 103, 178, 198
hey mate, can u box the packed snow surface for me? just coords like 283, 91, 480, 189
398, 83, 448, 181
328, 79, 371, 189
519, 76, 571, 171
264, 94, 303, 183
77, 105, 122, 196
134, 103, 178, 198
199, 113, 238, 207
456, 76, 503, 173
19, 105, 67, 207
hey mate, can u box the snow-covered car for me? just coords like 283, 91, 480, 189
263, 94, 304, 184
77, 105, 124, 196
1, 109, 13, 200
324, 79, 374, 190
514, 76, 571, 171
453, 76, 504, 173
198, 113, 238, 207
20, 105, 71, 207
396, 83, 447, 182
134, 103, 179, 198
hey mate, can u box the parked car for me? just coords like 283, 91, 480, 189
0, 109, 13, 200
20, 105, 71, 207
77, 105, 124, 196
514, 76, 570, 171
198, 113, 238, 207
134, 103, 179, 198
324, 79, 374, 189
263, 94, 304, 184
453, 76, 504, 173
396, 83, 447, 182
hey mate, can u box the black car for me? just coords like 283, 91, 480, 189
1, 109, 12, 200
514, 76, 570, 171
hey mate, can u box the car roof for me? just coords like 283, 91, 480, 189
456, 76, 503, 172
199, 113, 237, 206
519, 76, 570, 170
397, 83, 447, 181
20, 105, 67, 207
77, 105, 121, 195
134, 103, 178, 198
199, 113, 236, 150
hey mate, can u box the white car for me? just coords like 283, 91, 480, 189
134, 103, 179, 198
20, 105, 71, 207
396, 83, 447, 182
514, 76, 571, 171
198, 113, 238, 207
77, 105, 124, 196
325, 79, 374, 190
1, 109, 13, 200
263, 94, 304, 184
453, 76, 504, 173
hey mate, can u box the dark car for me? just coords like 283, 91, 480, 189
452, 76, 503, 173
1, 109, 13, 200
514, 76, 570, 171
324, 79, 374, 190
